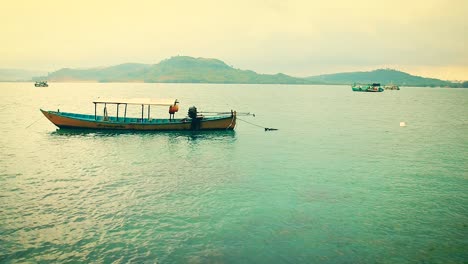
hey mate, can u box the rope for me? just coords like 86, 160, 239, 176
25, 117, 42, 129
25, 104, 62, 129
200, 111, 253, 116
237, 117, 278, 131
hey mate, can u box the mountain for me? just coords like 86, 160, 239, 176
0, 69, 47, 82
42, 56, 316, 84
28, 57, 464, 87
306, 68, 453, 87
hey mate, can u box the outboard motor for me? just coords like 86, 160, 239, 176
188, 106, 197, 119
188, 106, 201, 130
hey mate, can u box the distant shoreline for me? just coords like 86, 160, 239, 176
2, 56, 467, 87
2, 80, 466, 88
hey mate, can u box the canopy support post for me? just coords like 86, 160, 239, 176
104, 103, 108, 121
148, 105, 151, 120
141, 104, 144, 122
94, 103, 97, 120
124, 104, 127, 122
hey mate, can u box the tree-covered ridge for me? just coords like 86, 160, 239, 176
43, 56, 316, 84
31, 56, 466, 87
306, 69, 459, 87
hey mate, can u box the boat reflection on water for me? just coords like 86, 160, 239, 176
50, 127, 237, 141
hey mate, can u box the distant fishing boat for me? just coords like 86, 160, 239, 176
384, 83, 400, 90
35, 81, 48, 87
41, 98, 237, 131
352, 83, 384, 92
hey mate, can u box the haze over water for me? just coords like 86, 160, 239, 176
1, 83, 467, 263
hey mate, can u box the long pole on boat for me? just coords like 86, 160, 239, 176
198, 111, 254, 116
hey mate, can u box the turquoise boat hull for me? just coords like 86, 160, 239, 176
352, 83, 384, 92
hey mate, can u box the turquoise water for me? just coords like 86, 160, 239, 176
1, 83, 467, 263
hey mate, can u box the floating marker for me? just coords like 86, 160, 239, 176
400, 122, 406, 127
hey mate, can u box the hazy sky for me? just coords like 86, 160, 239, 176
1, 0, 467, 80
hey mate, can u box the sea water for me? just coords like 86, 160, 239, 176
0, 83, 467, 263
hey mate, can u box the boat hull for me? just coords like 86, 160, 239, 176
384, 86, 400, 90
40, 109, 236, 131
352, 86, 384, 92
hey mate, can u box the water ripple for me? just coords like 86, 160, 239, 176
1, 84, 467, 263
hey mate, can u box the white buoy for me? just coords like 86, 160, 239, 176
400, 122, 406, 127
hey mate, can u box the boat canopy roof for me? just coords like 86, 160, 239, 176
93, 98, 177, 106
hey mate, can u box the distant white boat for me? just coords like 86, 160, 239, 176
385, 83, 400, 90
35, 81, 48, 87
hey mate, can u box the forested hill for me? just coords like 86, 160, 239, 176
30, 57, 466, 87
41, 56, 315, 84
305, 69, 461, 87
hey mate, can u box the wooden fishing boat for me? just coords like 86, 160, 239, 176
41, 98, 236, 131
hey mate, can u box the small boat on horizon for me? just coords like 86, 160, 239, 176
35, 81, 48, 87
41, 98, 237, 131
352, 83, 384, 92
384, 83, 400, 90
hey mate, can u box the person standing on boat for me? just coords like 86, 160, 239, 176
169, 100, 179, 121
